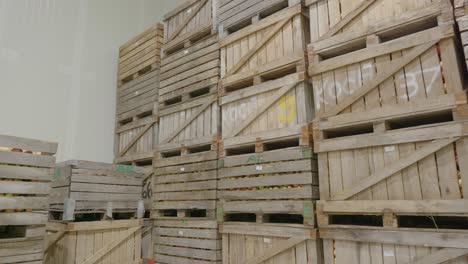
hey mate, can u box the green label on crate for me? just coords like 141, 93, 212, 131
247, 155, 263, 164
303, 201, 313, 219
217, 207, 224, 223
302, 150, 312, 158
53, 168, 61, 180
117, 165, 134, 173
217, 159, 225, 169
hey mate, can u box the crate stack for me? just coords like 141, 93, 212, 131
46, 160, 145, 263
0, 135, 57, 264
115, 23, 163, 166
152, 0, 222, 263
216, 1, 322, 263
115, 23, 164, 225
306, 0, 468, 262
49, 160, 144, 221
456, 0, 468, 69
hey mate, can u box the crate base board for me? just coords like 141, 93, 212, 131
0, 237, 44, 264
320, 227, 468, 264
220, 223, 321, 264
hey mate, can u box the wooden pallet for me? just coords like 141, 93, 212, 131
45, 219, 143, 264
218, 133, 318, 226
220, 223, 321, 264
158, 93, 220, 154
219, 4, 308, 92
220, 73, 314, 146
316, 121, 468, 204
217, 0, 302, 34
163, 0, 216, 55
320, 227, 468, 264
118, 23, 163, 86
309, 25, 466, 138
317, 200, 468, 229
152, 147, 218, 216
49, 160, 144, 220
159, 34, 219, 108
153, 218, 221, 263
0, 135, 57, 264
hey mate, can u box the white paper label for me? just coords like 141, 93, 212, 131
178, 230, 184, 235
184, 50, 189, 54
384, 146, 396, 152
180, 167, 185, 172
187, 8, 192, 13
256, 165, 263, 171
384, 250, 394, 257
263, 238, 271, 243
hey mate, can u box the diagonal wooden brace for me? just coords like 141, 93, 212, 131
332, 137, 460, 200
225, 81, 301, 138
245, 237, 306, 264
167, 0, 208, 42
118, 121, 156, 157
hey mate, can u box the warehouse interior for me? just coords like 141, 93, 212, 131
1, 0, 468, 263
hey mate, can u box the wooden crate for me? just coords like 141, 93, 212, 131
306, 0, 453, 46
158, 93, 220, 154
456, 0, 468, 71
115, 68, 159, 165
219, 5, 308, 93
309, 25, 466, 138
153, 218, 221, 264
118, 23, 163, 85
220, 223, 322, 264
163, 0, 215, 55
159, 34, 219, 108
320, 227, 468, 264
316, 121, 468, 210
152, 148, 218, 217
50, 160, 144, 220
220, 73, 313, 146
217, 0, 302, 34
0, 135, 57, 264
45, 219, 143, 264
218, 134, 318, 226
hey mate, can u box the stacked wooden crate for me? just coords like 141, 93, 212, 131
456, 0, 468, 70
45, 219, 144, 264
152, 1, 222, 263
306, 0, 468, 262
0, 135, 57, 264
49, 160, 144, 221
216, 1, 322, 263
115, 23, 163, 168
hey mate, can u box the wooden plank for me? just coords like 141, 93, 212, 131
409, 248, 468, 264
0, 135, 57, 153
167, 0, 208, 42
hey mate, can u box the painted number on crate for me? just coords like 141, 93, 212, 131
314, 62, 442, 110
279, 95, 295, 122
142, 179, 152, 199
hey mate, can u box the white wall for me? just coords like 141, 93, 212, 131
0, 0, 185, 162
